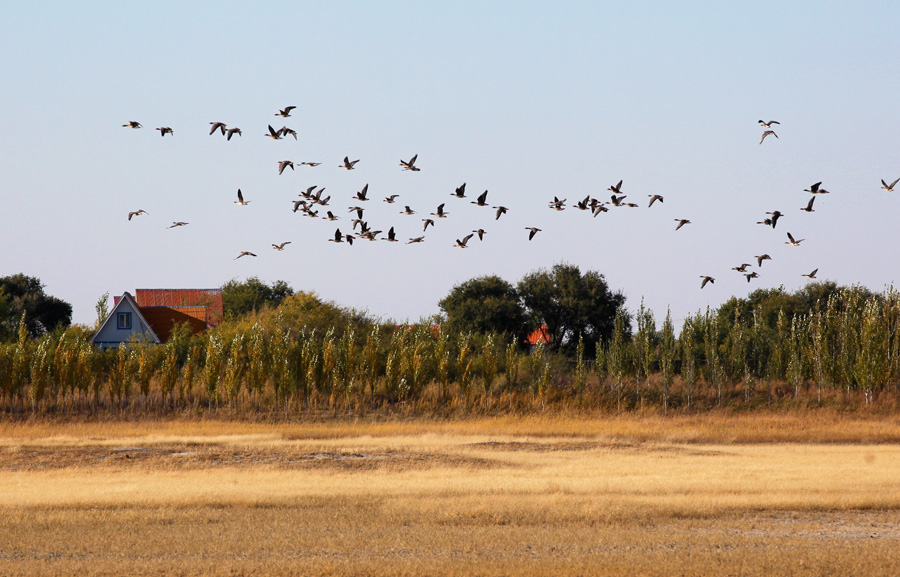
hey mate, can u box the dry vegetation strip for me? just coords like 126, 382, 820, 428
2, 414, 900, 576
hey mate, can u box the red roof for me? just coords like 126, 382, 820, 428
139, 306, 208, 341
134, 289, 224, 325
525, 324, 551, 346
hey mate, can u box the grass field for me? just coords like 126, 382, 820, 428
2, 413, 900, 576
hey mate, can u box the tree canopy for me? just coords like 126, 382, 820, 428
517, 263, 628, 353
438, 275, 527, 337
0, 274, 73, 340
221, 277, 295, 319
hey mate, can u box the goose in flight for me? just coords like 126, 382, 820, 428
431, 203, 449, 218
328, 229, 348, 244
400, 205, 416, 215
422, 218, 434, 231
155, 127, 173, 137
278, 126, 297, 140
525, 227, 542, 241
766, 210, 783, 228
128, 209, 149, 221
168, 221, 188, 228
608, 180, 623, 195
354, 184, 369, 201
300, 161, 320, 167
674, 219, 691, 231
744, 272, 760, 283
275, 106, 296, 117
591, 201, 608, 216
278, 160, 294, 175
473, 229, 486, 241
348, 206, 365, 219
700, 276, 715, 289
755, 254, 772, 267
324, 211, 339, 221
758, 120, 780, 129
265, 125, 282, 140
452, 183, 466, 198
881, 177, 899, 192
454, 233, 474, 248
760, 130, 778, 144
732, 263, 752, 273
234, 189, 250, 205
383, 226, 399, 242
608, 194, 626, 207
785, 232, 804, 246
471, 190, 489, 206
122, 121, 142, 129
574, 196, 592, 211
291, 199, 308, 213
801, 197, 815, 212
802, 269, 818, 279
225, 127, 242, 140
805, 181, 830, 194
548, 197, 566, 211
340, 156, 359, 170
209, 122, 227, 136
407, 236, 425, 244
272, 242, 291, 251
757, 218, 773, 227
648, 194, 664, 207
383, 194, 399, 204
493, 205, 508, 220
235, 251, 257, 260
400, 154, 420, 171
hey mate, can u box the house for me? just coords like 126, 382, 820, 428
92, 288, 223, 349
524, 324, 551, 349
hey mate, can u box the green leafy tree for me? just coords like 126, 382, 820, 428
517, 263, 628, 354
221, 277, 294, 319
0, 274, 72, 339
438, 275, 526, 337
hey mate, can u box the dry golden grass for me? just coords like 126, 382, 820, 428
2, 413, 900, 576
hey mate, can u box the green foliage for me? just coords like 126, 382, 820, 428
221, 277, 295, 320
439, 275, 526, 337
0, 274, 72, 340
518, 262, 629, 354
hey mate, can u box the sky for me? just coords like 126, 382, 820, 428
2, 1, 899, 329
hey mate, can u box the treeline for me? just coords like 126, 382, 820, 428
1, 283, 899, 417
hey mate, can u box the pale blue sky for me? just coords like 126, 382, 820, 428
2, 2, 898, 327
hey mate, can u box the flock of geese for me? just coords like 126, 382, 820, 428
122, 112, 896, 290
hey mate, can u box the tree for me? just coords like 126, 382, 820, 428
517, 263, 628, 354
0, 274, 72, 340
438, 275, 526, 337
221, 277, 294, 319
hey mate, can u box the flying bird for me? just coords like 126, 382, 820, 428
758, 120, 780, 129
805, 182, 830, 194
168, 221, 188, 228
431, 203, 449, 218
127, 209, 148, 221
235, 251, 257, 260
122, 121, 142, 129
472, 190, 489, 206
785, 232, 804, 246
473, 229, 486, 241
209, 122, 227, 136
383, 195, 399, 203
881, 177, 899, 192
454, 233, 474, 248
400, 154, 420, 171
674, 219, 691, 230
275, 106, 296, 117
400, 205, 416, 215
300, 161, 320, 167
525, 227, 541, 241
225, 127, 242, 140
272, 242, 291, 251
648, 194, 664, 207
732, 263, 752, 273
383, 226, 399, 242
340, 156, 359, 170
278, 160, 294, 175
802, 269, 818, 279
278, 126, 297, 140
700, 276, 715, 289
755, 254, 772, 267
766, 210, 783, 228
452, 183, 467, 198
760, 130, 778, 144
608, 180, 623, 195
493, 206, 508, 220
328, 229, 347, 244
422, 218, 434, 231
155, 127, 173, 137
234, 189, 250, 205
801, 197, 816, 212
744, 272, 760, 283
355, 184, 369, 201
407, 236, 425, 244
265, 125, 282, 140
